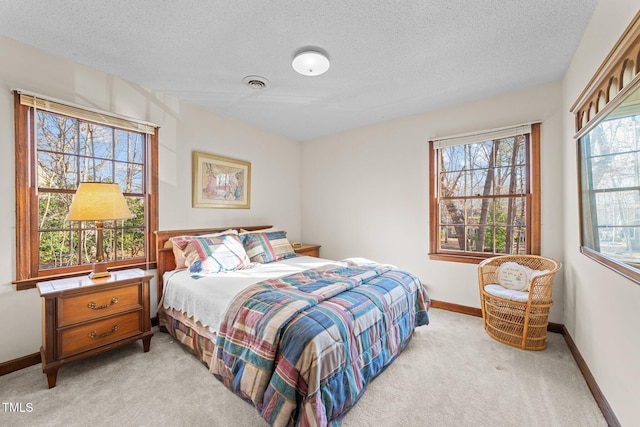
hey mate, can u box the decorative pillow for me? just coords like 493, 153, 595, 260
171, 229, 238, 269
241, 230, 296, 264
495, 262, 552, 292
495, 262, 530, 291
179, 234, 250, 277
172, 250, 187, 269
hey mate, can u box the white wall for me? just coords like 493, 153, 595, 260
562, 2, 640, 425
0, 36, 301, 363
301, 81, 565, 317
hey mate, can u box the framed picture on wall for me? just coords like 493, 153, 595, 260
192, 151, 251, 208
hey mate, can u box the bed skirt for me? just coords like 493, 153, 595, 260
158, 306, 217, 368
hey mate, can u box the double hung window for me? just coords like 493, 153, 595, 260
429, 123, 541, 263
13, 92, 158, 289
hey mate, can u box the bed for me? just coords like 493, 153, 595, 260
155, 226, 430, 426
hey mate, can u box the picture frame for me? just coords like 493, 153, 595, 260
192, 151, 251, 208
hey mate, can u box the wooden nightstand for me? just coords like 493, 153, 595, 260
37, 268, 154, 388
293, 243, 321, 257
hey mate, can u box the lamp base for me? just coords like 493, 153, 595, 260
89, 262, 110, 279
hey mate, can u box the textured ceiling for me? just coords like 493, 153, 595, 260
0, 0, 597, 141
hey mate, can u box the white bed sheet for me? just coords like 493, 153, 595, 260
162, 256, 344, 333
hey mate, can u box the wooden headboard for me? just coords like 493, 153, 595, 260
154, 225, 272, 304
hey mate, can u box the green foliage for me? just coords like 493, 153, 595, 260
483, 204, 507, 253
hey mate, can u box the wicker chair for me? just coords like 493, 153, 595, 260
478, 255, 561, 351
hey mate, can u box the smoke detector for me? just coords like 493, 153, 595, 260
243, 75, 269, 89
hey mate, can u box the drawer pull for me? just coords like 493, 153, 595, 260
87, 297, 119, 310
88, 325, 119, 339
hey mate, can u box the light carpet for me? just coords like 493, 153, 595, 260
0, 308, 607, 426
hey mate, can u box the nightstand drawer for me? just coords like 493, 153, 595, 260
58, 284, 141, 326
293, 244, 321, 257
59, 311, 143, 358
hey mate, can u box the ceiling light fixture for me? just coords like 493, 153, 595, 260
292, 50, 330, 76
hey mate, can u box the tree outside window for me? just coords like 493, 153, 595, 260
429, 123, 541, 263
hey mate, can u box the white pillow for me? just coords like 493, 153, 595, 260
495, 262, 552, 292
495, 262, 530, 291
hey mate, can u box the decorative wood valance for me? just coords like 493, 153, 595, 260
570, 11, 640, 138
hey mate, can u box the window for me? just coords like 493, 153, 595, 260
429, 123, 541, 263
570, 12, 640, 285
13, 91, 158, 289
579, 89, 640, 275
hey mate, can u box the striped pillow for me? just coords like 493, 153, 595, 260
170, 229, 238, 269
241, 231, 296, 264
182, 234, 250, 277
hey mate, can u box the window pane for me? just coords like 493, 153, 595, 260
492, 197, 527, 226
37, 112, 77, 153
39, 230, 77, 269
441, 144, 466, 172
39, 192, 80, 269
468, 168, 490, 197
440, 200, 464, 225
481, 226, 495, 253
495, 165, 525, 195
116, 227, 145, 260
115, 130, 144, 163
440, 225, 464, 251
468, 141, 492, 170
115, 162, 144, 193
39, 192, 73, 230
79, 123, 113, 159
467, 199, 487, 225
125, 197, 145, 226
101, 228, 114, 262
496, 136, 526, 167
591, 152, 640, 190
37, 152, 78, 189
492, 226, 508, 253
440, 171, 468, 198
595, 190, 640, 226
599, 226, 640, 264
78, 157, 114, 182
464, 226, 478, 251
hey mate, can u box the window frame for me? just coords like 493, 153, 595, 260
575, 91, 640, 284
428, 123, 541, 264
570, 11, 640, 286
13, 92, 159, 290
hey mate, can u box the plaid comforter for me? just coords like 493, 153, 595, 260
211, 261, 430, 426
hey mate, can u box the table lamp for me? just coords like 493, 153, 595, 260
66, 182, 132, 279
